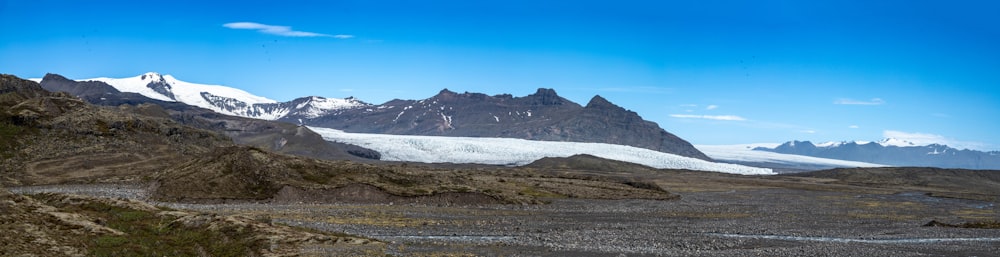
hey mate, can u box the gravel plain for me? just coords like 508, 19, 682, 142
10, 184, 1000, 256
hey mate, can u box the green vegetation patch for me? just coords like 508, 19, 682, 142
33, 194, 263, 256
518, 187, 566, 198
0, 112, 30, 157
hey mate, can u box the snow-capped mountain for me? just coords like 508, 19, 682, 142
309, 127, 773, 175
79, 72, 367, 120
813, 138, 920, 148
755, 140, 1000, 170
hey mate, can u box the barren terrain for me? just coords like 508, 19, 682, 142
10, 167, 999, 256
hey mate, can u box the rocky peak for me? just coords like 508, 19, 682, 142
1, 74, 49, 105
779, 140, 817, 149
437, 88, 457, 96
140, 72, 175, 100
533, 88, 557, 96
140, 72, 166, 83
523, 88, 567, 105
430, 88, 459, 100
42, 73, 73, 83
585, 95, 617, 109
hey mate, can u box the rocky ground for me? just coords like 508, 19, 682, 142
11, 183, 998, 256
1, 186, 384, 256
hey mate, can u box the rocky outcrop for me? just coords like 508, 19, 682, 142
2, 74, 231, 185
1, 74, 49, 104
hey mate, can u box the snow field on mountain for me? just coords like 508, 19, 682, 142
296, 97, 366, 118
309, 127, 775, 175
86, 72, 276, 105
81, 72, 365, 120
814, 138, 920, 148
695, 144, 887, 168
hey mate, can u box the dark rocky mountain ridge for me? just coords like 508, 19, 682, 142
304, 88, 711, 160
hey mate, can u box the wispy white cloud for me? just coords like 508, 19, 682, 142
669, 114, 746, 121
834, 98, 885, 105
800, 130, 817, 134
930, 113, 950, 118
883, 130, 993, 151
223, 22, 353, 38
849, 125, 860, 129
706, 105, 718, 110
679, 104, 698, 107
594, 86, 672, 94
883, 130, 946, 145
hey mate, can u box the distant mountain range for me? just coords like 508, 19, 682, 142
39, 72, 709, 160
754, 139, 1000, 170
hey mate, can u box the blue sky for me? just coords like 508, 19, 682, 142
2, 0, 998, 150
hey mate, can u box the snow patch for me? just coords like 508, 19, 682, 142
815, 141, 841, 148
879, 138, 919, 147
815, 138, 923, 148
309, 127, 774, 175
927, 148, 946, 155
440, 113, 453, 129
394, 111, 405, 123
297, 96, 366, 118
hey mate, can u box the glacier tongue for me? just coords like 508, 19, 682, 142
309, 126, 775, 175
696, 144, 887, 168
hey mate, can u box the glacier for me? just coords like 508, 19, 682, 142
309, 127, 775, 175
695, 144, 887, 168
